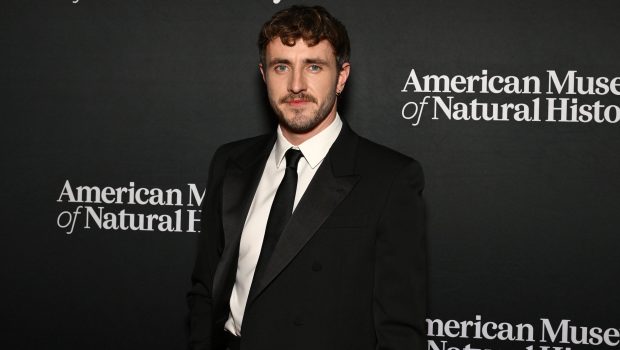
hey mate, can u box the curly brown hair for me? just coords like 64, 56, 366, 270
258, 5, 351, 71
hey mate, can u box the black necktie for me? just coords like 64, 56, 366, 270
253, 148, 303, 282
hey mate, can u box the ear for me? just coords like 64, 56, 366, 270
336, 62, 351, 93
259, 63, 266, 83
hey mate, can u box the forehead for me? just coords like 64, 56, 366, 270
265, 38, 336, 63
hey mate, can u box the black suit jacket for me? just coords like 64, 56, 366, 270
188, 123, 426, 350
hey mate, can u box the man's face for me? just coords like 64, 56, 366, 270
260, 39, 350, 141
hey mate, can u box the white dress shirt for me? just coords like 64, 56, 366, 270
224, 114, 343, 336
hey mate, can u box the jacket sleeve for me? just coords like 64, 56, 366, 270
374, 159, 427, 350
187, 147, 227, 350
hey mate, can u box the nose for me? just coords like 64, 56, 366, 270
288, 68, 307, 94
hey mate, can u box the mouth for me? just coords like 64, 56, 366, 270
280, 93, 316, 107
287, 98, 310, 106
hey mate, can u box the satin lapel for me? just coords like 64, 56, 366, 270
212, 135, 274, 304
247, 123, 360, 305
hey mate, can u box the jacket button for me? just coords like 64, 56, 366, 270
311, 262, 322, 272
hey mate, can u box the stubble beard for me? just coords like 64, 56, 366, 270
270, 88, 337, 134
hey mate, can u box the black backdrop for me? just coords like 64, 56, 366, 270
2, 1, 619, 349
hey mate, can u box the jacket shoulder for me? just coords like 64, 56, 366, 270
351, 134, 425, 196
213, 134, 273, 159
355, 135, 422, 173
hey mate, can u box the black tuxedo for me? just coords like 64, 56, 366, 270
188, 123, 426, 350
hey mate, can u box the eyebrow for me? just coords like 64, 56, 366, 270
303, 58, 329, 65
268, 58, 291, 67
268, 58, 330, 67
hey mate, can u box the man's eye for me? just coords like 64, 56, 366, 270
308, 64, 321, 72
274, 65, 288, 72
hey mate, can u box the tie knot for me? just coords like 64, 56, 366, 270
284, 148, 303, 169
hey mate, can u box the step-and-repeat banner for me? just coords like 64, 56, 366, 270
3, 0, 618, 349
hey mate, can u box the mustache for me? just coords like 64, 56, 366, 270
279, 93, 317, 104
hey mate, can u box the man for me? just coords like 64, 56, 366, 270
188, 5, 426, 350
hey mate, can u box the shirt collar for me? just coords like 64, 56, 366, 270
274, 113, 343, 169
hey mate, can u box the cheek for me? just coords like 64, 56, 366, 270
312, 76, 336, 93
323, 80, 338, 96
270, 75, 289, 87
266, 79, 285, 96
